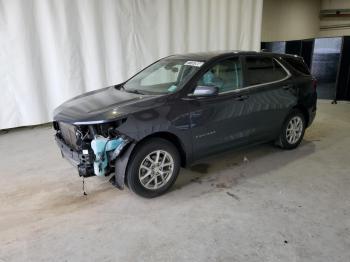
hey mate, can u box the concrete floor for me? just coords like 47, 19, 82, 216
0, 101, 349, 262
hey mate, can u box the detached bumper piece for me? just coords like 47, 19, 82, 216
55, 136, 95, 177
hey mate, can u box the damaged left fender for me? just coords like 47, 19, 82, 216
112, 142, 136, 189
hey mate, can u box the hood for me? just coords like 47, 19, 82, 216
53, 86, 161, 124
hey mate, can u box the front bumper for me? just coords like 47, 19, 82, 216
55, 135, 95, 177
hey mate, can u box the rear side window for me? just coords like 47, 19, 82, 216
245, 56, 288, 86
283, 57, 310, 75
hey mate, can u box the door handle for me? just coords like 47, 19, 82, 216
282, 84, 293, 90
234, 95, 249, 101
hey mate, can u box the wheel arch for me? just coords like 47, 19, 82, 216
134, 132, 187, 168
113, 131, 187, 190
293, 104, 309, 126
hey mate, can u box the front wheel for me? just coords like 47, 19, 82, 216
126, 138, 180, 198
276, 109, 306, 150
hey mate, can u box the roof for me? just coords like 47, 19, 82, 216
169, 50, 301, 61
170, 50, 259, 61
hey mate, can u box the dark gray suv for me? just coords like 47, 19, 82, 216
53, 51, 317, 198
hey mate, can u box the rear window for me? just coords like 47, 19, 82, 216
245, 56, 288, 86
283, 57, 310, 75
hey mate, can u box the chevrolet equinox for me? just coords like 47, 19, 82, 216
53, 51, 317, 198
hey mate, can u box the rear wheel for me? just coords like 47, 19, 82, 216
276, 109, 306, 149
126, 138, 180, 198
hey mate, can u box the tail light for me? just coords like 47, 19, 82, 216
312, 78, 317, 90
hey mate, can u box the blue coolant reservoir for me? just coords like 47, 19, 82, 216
91, 136, 124, 176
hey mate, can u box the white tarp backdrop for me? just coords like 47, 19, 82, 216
0, 0, 263, 129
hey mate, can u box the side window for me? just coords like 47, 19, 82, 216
197, 58, 243, 93
245, 56, 288, 86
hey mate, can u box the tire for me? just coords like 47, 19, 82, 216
276, 109, 306, 150
126, 138, 181, 198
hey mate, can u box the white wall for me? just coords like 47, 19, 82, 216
319, 0, 350, 37
261, 0, 350, 41
261, 0, 320, 42
322, 0, 350, 9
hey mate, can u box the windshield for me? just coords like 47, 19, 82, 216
123, 58, 204, 94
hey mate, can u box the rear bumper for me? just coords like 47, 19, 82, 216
307, 106, 316, 127
307, 92, 317, 127
55, 135, 95, 177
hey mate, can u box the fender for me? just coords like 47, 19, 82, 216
112, 143, 136, 189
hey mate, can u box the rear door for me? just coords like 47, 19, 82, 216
240, 55, 297, 139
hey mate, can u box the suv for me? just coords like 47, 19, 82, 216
53, 51, 317, 198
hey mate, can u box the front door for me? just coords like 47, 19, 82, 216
187, 57, 256, 159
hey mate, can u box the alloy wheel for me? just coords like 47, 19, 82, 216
286, 116, 303, 144
138, 150, 174, 190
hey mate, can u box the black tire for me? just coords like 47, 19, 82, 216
126, 138, 181, 198
276, 109, 306, 150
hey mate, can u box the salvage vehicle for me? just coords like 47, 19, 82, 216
53, 51, 317, 198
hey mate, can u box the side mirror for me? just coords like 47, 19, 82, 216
192, 85, 219, 97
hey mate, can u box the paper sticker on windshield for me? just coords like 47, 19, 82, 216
184, 61, 204, 67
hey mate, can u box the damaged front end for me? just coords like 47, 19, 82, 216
53, 120, 131, 180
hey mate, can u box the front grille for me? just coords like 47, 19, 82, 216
58, 122, 78, 150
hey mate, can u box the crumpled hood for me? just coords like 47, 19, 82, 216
53, 86, 160, 124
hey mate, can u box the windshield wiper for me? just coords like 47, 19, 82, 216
126, 89, 144, 95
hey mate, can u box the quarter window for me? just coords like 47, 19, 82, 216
245, 56, 288, 86
283, 57, 310, 75
197, 58, 243, 93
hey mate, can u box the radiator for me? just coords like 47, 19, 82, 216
58, 122, 78, 150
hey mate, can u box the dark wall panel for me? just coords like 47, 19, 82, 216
261, 42, 286, 54
301, 40, 314, 68
311, 37, 342, 100
336, 36, 350, 100
286, 40, 302, 56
